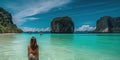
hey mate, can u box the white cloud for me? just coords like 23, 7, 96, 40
22, 27, 50, 32
75, 25, 96, 32
13, 0, 71, 25
23, 25, 95, 32
23, 17, 39, 21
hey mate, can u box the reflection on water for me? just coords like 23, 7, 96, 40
50, 34, 74, 45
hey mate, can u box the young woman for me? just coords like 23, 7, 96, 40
28, 37, 39, 60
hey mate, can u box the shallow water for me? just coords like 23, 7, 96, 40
0, 33, 120, 60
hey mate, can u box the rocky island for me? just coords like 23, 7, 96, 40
94, 16, 120, 32
51, 16, 74, 33
0, 7, 22, 33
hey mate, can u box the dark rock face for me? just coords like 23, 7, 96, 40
51, 16, 74, 33
94, 16, 120, 32
0, 7, 22, 33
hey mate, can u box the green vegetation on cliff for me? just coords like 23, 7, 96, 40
94, 16, 120, 32
51, 16, 74, 33
0, 7, 22, 33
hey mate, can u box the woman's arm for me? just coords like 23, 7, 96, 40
36, 46, 39, 60
28, 45, 34, 54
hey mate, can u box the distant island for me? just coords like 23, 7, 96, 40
51, 16, 74, 33
0, 7, 22, 33
94, 16, 120, 33
50, 16, 120, 33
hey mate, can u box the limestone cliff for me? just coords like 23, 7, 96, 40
94, 16, 120, 32
0, 7, 22, 33
51, 16, 74, 33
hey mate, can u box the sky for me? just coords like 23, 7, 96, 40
0, 0, 120, 32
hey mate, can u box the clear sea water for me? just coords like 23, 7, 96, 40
0, 33, 120, 60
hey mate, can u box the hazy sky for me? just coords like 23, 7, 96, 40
0, 0, 120, 31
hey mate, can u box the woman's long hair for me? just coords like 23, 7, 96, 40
30, 37, 38, 50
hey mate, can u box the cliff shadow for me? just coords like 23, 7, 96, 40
50, 34, 74, 46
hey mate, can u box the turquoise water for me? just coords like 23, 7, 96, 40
0, 33, 120, 60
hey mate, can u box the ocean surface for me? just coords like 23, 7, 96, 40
0, 33, 120, 60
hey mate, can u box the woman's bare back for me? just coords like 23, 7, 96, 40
28, 37, 39, 60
